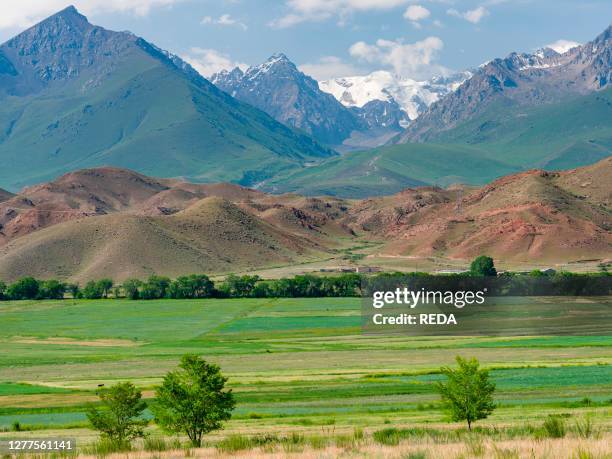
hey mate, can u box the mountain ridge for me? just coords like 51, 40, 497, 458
398, 25, 612, 143
0, 6, 334, 191
0, 159, 609, 281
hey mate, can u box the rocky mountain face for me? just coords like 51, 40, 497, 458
319, 70, 471, 125
0, 7, 333, 190
399, 26, 612, 142
212, 54, 361, 145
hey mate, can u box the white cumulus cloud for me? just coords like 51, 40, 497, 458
545, 39, 581, 54
348, 36, 447, 79
181, 47, 248, 78
403, 5, 430, 21
201, 13, 247, 30
270, 0, 410, 28
0, 0, 186, 30
447, 6, 489, 24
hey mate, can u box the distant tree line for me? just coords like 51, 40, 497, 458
0, 273, 363, 301
0, 270, 609, 301
0, 255, 610, 301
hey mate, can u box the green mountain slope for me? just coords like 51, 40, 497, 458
264, 143, 519, 198
429, 88, 612, 169
266, 89, 611, 197
0, 7, 332, 190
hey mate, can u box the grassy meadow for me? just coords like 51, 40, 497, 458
0, 297, 610, 458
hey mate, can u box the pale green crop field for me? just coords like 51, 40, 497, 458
0, 297, 610, 446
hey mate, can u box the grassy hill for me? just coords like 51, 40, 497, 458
266, 89, 611, 197
264, 143, 520, 198
0, 8, 332, 191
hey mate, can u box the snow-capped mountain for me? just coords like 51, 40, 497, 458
319, 70, 471, 124
400, 25, 611, 142
212, 53, 361, 145
212, 54, 414, 148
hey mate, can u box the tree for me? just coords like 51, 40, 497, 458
39, 280, 66, 299
470, 256, 497, 277
152, 355, 235, 447
0, 281, 6, 300
435, 356, 496, 430
7, 277, 40, 300
219, 274, 259, 297
86, 382, 147, 445
122, 279, 142, 300
140, 275, 171, 299
65, 283, 81, 299
82, 281, 103, 299
168, 275, 214, 299
97, 279, 114, 299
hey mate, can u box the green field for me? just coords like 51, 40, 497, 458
0, 297, 610, 454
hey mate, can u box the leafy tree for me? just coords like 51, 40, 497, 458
470, 256, 497, 277
97, 279, 114, 299
0, 281, 6, 300
65, 283, 81, 299
152, 355, 235, 446
168, 275, 214, 299
140, 275, 171, 299
219, 274, 259, 297
86, 382, 147, 444
435, 356, 496, 430
82, 281, 103, 299
122, 279, 142, 300
39, 280, 66, 299
7, 277, 40, 300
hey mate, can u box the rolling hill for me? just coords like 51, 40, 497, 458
0, 160, 609, 281
0, 7, 333, 191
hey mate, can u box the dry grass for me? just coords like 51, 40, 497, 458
74, 435, 612, 458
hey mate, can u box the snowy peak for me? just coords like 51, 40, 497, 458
320, 71, 471, 121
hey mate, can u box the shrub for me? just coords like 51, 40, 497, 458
404, 452, 427, 459
217, 434, 254, 453
143, 436, 169, 452
542, 415, 566, 438
574, 414, 598, 439
84, 438, 132, 455
373, 428, 401, 446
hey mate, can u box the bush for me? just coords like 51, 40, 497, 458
542, 415, 566, 438
84, 438, 132, 455
217, 434, 254, 453
143, 436, 169, 452
574, 414, 598, 439
373, 428, 401, 446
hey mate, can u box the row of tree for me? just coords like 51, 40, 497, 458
0, 256, 609, 301
0, 273, 363, 300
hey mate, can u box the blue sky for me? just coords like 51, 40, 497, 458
1, 1, 610, 80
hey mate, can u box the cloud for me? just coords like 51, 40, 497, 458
299, 56, 364, 81
447, 6, 488, 24
403, 5, 430, 21
270, 0, 410, 28
349, 36, 447, 79
201, 13, 247, 30
181, 47, 248, 78
545, 39, 580, 54
0, 0, 186, 30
